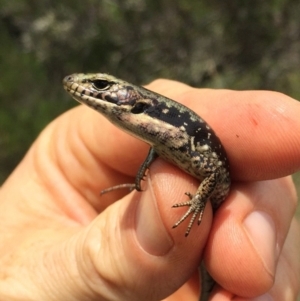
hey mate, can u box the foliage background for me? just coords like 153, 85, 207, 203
0, 2, 299, 293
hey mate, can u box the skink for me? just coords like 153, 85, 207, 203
63, 73, 231, 301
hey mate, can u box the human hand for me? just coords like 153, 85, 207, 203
0, 79, 299, 300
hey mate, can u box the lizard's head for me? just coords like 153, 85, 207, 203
63, 73, 162, 141
63, 73, 142, 109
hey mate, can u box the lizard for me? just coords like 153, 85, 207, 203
63, 73, 231, 301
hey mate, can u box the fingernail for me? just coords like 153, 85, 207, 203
244, 211, 277, 276
135, 174, 174, 256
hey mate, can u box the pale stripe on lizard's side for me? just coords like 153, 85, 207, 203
63, 73, 231, 301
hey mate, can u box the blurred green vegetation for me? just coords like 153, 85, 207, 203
1, 0, 300, 202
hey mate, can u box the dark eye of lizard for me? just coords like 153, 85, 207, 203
91, 80, 111, 90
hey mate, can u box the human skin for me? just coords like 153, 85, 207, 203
0, 79, 299, 300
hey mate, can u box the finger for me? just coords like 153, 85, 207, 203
204, 176, 298, 299
212, 219, 300, 301
149, 80, 300, 181
74, 159, 212, 301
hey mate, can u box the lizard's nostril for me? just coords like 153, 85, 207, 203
63, 75, 73, 83
63, 74, 78, 86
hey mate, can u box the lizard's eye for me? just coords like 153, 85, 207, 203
91, 80, 110, 90
131, 102, 150, 114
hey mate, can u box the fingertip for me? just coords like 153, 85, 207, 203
205, 185, 276, 297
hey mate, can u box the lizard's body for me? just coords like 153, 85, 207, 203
63, 73, 231, 301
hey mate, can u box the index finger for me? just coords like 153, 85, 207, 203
147, 80, 300, 181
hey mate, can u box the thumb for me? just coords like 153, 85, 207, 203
77, 159, 212, 301
0, 109, 210, 301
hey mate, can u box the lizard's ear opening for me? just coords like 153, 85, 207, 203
131, 100, 151, 114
